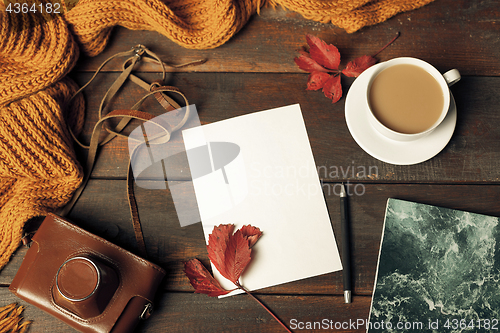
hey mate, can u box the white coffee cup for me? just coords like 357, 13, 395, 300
365, 57, 460, 142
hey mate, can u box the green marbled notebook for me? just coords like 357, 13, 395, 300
368, 198, 500, 333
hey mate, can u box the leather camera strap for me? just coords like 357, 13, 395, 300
60, 45, 197, 258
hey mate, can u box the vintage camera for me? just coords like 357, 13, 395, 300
9, 214, 165, 333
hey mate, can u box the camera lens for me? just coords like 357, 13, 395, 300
53, 255, 118, 319
56, 256, 100, 301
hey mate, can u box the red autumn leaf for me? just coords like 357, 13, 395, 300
306, 71, 331, 91
206, 224, 263, 285
207, 224, 235, 279
184, 224, 263, 296
240, 225, 263, 248
294, 53, 329, 73
184, 224, 291, 332
223, 229, 252, 284
295, 33, 399, 103
322, 75, 342, 103
342, 55, 378, 77
294, 47, 329, 73
306, 34, 341, 70
184, 259, 231, 297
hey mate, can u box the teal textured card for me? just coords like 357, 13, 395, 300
368, 198, 500, 332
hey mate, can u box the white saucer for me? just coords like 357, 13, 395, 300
345, 63, 457, 165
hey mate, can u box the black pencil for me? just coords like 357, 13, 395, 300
340, 183, 352, 303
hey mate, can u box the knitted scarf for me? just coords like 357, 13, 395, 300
0, 0, 435, 273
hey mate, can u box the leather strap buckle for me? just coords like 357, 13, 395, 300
21, 234, 33, 248
140, 303, 154, 320
132, 44, 146, 58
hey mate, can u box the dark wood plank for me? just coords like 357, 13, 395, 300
0, 288, 371, 333
69, 71, 500, 182
72, 1, 500, 76
3, 183, 500, 296
141, 293, 371, 333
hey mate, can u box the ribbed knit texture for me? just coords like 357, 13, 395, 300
0, 0, 434, 272
0, 11, 84, 273
63, 0, 435, 54
268, 0, 435, 33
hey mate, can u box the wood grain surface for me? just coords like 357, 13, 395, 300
2, 0, 500, 332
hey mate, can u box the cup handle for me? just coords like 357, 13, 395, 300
443, 69, 461, 87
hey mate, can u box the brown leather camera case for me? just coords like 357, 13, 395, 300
9, 214, 166, 333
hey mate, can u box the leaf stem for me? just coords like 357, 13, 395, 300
372, 32, 400, 57
235, 281, 292, 333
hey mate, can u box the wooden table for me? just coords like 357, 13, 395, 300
2, 0, 500, 331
